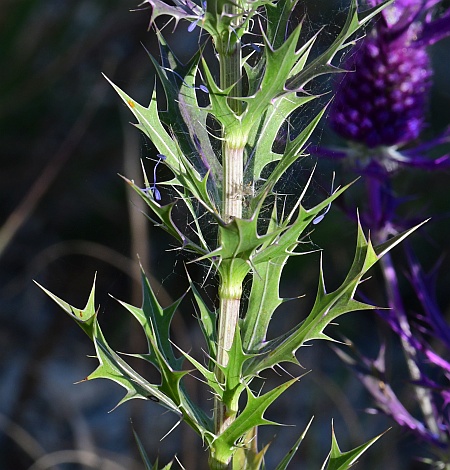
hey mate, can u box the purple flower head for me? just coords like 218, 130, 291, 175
330, 0, 450, 149
312, 1, 450, 231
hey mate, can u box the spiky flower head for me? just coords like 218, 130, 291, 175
330, 0, 450, 149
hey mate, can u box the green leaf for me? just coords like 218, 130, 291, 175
195, 196, 286, 287
176, 345, 224, 399
323, 423, 386, 470
287, 0, 393, 90
240, 23, 303, 136
188, 271, 217, 360
241, 202, 287, 351
133, 427, 158, 470
38, 274, 215, 439
35, 276, 98, 340
201, 58, 239, 129
245, 93, 316, 183
146, 335, 214, 438
37, 278, 181, 413
177, 327, 255, 415
150, 38, 222, 194
105, 75, 178, 166
274, 417, 314, 470
265, 0, 299, 50
232, 427, 269, 470
116, 265, 183, 369
250, 179, 351, 269
218, 328, 256, 411
253, 105, 327, 203
116, 268, 213, 437
123, 176, 208, 255
105, 75, 218, 214
211, 378, 299, 466
245, 219, 425, 376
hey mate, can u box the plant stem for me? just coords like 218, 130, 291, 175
366, 176, 442, 439
213, 0, 244, 458
378, 251, 441, 438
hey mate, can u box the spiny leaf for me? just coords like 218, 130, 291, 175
254, 106, 328, 202
150, 38, 222, 191
251, 181, 351, 268
323, 423, 387, 470
241, 254, 287, 351
116, 268, 213, 437
89, 332, 180, 412
144, 332, 214, 437
105, 75, 178, 165
177, 327, 255, 411
201, 58, 239, 129
216, 328, 256, 413
274, 417, 314, 470
123, 176, 208, 254
241, 203, 287, 351
35, 276, 97, 340
142, 0, 203, 32
240, 22, 303, 134
188, 273, 217, 360
245, 93, 316, 183
106, 76, 218, 213
245, 219, 425, 376
211, 378, 299, 465
288, 0, 394, 90
176, 345, 224, 399
133, 427, 157, 470
194, 195, 285, 280
265, 0, 300, 50
36, 278, 182, 415
116, 265, 184, 369
232, 427, 270, 470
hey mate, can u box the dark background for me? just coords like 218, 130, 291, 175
1, 1, 450, 469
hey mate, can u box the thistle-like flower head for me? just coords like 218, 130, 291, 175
330, 0, 450, 153
312, 1, 450, 231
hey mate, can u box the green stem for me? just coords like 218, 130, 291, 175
213, 2, 244, 467
219, 22, 243, 224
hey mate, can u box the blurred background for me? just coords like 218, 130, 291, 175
1, 0, 450, 469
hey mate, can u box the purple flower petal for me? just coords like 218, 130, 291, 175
406, 247, 450, 348
391, 151, 450, 170
335, 343, 443, 445
417, 8, 450, 47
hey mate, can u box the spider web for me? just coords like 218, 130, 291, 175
137, 0, 371, 310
